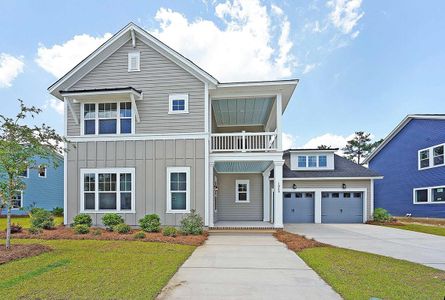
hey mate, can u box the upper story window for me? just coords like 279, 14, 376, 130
318, 155, 327, 167
297, 156, 307, 168
418, 143, 445, 170
38, 165, 47, 178
169, 94, 189, 114
308, 156, 317, 167
296, 155, 328, 169
82, 102, 133, 135
128, 52, 140, 72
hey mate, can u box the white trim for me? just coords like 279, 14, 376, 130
168, 94, 189, 114
62, 89, 142, 99
279, 176, 383, 181
80, 168, 136, 213
128, 51, 140, 72
204, 83, 210, 226
64, 100, 68, 224
413, 185, 445, 204
218, 80, 299, 88
166, 167, 191, 213
210, 152, 284, 163
68, 132, 208, 142
370, 178, 374, 217
11, 190, 24, 210
276, 93, 282, 150
235, 179, 250, 203
417, 143, 445, 170
19, 167, 29, 178
38, 165, 47, 178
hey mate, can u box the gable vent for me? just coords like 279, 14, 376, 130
128, 52, 140, 72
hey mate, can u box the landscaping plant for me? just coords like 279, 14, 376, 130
51, 207, 64, 217
74, 224, 90, 234
139, 214, 161, 232
9, 223, 23, 233
28, 226, 42, 234
102, 213, 124, 231
180, 210, 204, 235
133, 231, 145, 239
73, 213, 92, 227
163, 226, 178, 237
373, 208, 392, 223
0, 99, 66, 249
114, 223, 131, 234
30, 208, 55, 230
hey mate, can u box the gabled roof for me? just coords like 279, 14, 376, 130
364, 114, 445, 164
49, 22, 219, 99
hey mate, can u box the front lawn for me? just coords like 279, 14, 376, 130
0, 239, 195, 299
0, 216, 64, 230
299, 246, 445, 300
386, 223, 445, 237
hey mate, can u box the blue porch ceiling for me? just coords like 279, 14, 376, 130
214, 161, 272, 173
212, 97, 274, 127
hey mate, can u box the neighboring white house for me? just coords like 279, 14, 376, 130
49, 23, 381, 228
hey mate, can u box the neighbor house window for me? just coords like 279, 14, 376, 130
19, 168, 29, 178
11, 191, 23, 209
128, 52, 140, 72
414, 186, 445, 204
38, 165, 47, 178
80, 168, 134, 212
167, 167, 190, 213
419, 143, 445, 170
297, 156, 307, 168
168, 94, 189, 114
82, 102, 133, 135
235, 180, 250, 203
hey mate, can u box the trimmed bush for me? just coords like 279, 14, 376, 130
180, 210, 203, 235
133, 231, 146, 239
30, 208, 55, 229
139, 214, 161, 232
102, 213, 124, 231
163, 226, 178, 237
373, 208, 392, 223
74, 224, 90, 234
28, 226, 42, 234
114, 223, 131, 234
73, 213, 92, 227
51, 207, 64, 217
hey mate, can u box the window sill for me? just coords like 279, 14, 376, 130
413, 202, 445, 205
80, 210, 136, 214
168, 111, 189, 115
418, 164, 445, 171
166, 209, 190, 214
235, 201, 250, 204
128, 69, 140, 72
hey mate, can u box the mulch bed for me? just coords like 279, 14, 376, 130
274, 230, 327, 252
0, 244, 52, 264
366, 220, 404, 226
0, 226, 207, 246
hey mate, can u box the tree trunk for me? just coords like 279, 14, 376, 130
6, 205, 11, 249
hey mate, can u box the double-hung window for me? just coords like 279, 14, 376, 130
82, 102, 133, 135
308, 156, 317, 167
167, 167, 190, 213
297, 156, 307, 168
38, 165, 47, 178
414, 185, 445, 204
235, 180, 250, 203
318, 155, 327, 167
419, 143, 445, 170
296, 155, 328, 168
168, 94, 189, 114
81, 168, 135, 212
11, 191, 23, 209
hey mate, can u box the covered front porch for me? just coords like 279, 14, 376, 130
208, 153, 284, 228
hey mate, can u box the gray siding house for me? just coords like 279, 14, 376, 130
49, 23, 380, 228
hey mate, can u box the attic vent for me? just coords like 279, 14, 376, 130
128, 52, 140, 72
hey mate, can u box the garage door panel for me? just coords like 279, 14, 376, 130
321, 192, 363, 223
284, 192, 314, 223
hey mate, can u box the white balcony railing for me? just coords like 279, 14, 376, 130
211, 131, 278, 152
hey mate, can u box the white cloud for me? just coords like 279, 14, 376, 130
151, 0, 295, 81
302, 63, 317, 74
0, 53, 24, 88
327, 0, 364, 36
282, 132, 296, 150
35, 33, 112, 78
43, 98, 64, 115
302, 133, 356, 153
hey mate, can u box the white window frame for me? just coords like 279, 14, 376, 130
11, 190, 24, 210
38, 165, 47, 178
80, 101, 135, 136
235, 179, 250, 203
19, 167, 29, 178
413, 185, 445, 204
168, 94, 189, 114
297, 155, 328, 169
80, 168, 135, 213
166, 167, 190, 213
418, 143, 445, 170
128, 51, 140, 72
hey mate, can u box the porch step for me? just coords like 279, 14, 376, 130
208, 226, 276, 233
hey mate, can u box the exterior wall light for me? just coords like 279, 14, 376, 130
342, 183, 347, 189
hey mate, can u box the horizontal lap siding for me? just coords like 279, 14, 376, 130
67, 39, 205, 136
66, 139, 205, 226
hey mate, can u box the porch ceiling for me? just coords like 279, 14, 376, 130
214, 161, 271, 173
212, 97, 274, 127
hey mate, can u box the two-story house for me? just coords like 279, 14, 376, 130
365, 114, 445, 218
49, 23, 381, 228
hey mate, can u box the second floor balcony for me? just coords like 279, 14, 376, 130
211, 131, 278, 152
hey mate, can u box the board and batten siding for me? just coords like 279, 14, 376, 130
66, 139, 205, 226
282, 179, 373, 219
216, 173, 263, 221
66, 38, 205, 136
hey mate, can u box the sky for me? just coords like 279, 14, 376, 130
0, 0, 444, 150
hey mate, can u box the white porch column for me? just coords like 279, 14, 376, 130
209, 162, 215, 227
276, 93, 282, 150
263, 164, 273, 222
314, 190, 322, 224
273, 160, 284, 228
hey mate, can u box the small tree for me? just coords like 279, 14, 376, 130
342, 131, 381, 165
0, 100, 66, 249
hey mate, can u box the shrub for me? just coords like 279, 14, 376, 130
373, 208, 392, 223
51, 207, 64, 217
114, 223, 131, 234
92, 228, 102, 236
30, 208, 55, 229
73, 213, 92, 227
9, 223, 23, 234
74, 224, 90, 234
133, 231, 146, 239
28, 226, 42, 234
139, 214, 161, 232
180, 210, 203, 235
163, 226, 178, 237
102, 213, 124, 231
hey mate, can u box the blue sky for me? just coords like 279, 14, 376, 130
0, 0, 444, 149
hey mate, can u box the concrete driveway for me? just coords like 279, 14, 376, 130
285, 223, 445, 271
157, 233, 340, 300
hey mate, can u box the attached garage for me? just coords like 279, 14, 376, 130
283, 192, 314, 223
321, 192, 364, 223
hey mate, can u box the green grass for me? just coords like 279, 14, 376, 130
386, 223, 445, 237
298, 247, 445, 300
0, 239, 195, 299
0, 216, 64, 230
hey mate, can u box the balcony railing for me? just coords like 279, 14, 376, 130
211, 131, 278, 152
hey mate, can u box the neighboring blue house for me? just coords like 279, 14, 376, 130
1, 155, 64, 215
365, 114, 445, 218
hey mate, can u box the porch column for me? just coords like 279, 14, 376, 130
273, 160, 284, 228
209, 162, 215, 227
314, 190, 322, 224
262, 165, 273, 222
276, 93, 282, 150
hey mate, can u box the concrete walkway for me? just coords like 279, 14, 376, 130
157, 233, 340, 300
285, 223, 445, 271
